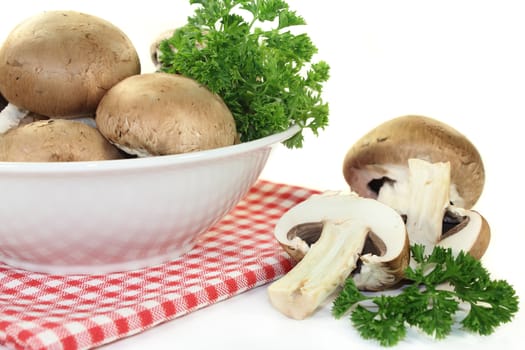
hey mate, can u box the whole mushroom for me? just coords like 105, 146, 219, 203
0, 119, 124, 162
268, 191, 409, 319
0, 10, 141, 133
96, 73, 237, 157
343, 115, 490, 258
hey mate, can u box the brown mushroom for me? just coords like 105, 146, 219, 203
343, 116, 489, 258
96, 73, 237, 157
343, 115, 484, 209
0, 10, 140, 133
0, 119, 124, 162
268, 191, 409, 319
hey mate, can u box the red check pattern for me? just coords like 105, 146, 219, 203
0, 180, 319, 350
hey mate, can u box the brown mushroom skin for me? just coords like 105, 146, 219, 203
471, 214, 490, 259
0, 11, 140, 117
0, 119, 124, 162
466, 212, 491, 260
343, 115, 485, 209
96, 73, 237, 156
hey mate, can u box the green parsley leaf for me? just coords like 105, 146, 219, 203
332, 245, 520, 347
402, 284, 458, 339
332, 276, 368, 319
351, 297, 407, 347
158, 0, 330, 148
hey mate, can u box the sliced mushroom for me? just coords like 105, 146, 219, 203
268, 191, 409, 319
377, 158, 490, 258
0, 119, 124, 162
438, 206, 490, 260
96, 73, 237, 157
0, 10, 140, 133
343, 115, 484, 209
342, 116, 490, 259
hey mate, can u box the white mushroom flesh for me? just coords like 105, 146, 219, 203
357, 163, 465, 208
437, 206, 484, 255
268, 220, 369, 320
374, 158, 488, 259
0, 103, 29, 134
378, 159, 450, 253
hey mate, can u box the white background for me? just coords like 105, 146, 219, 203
1, 1, 524, 349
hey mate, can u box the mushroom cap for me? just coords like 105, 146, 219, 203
0, 10, 140, 117
343, 115, 485, 209
0, 119, 124, 162
96, 72, 237, 156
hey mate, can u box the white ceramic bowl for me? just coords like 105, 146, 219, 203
0, 125, 300, 274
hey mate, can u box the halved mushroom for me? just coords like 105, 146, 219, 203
268, 191, 409, 319
343, 116, 489, 259
96, 73, 237, 157
0, 10, 140, 133
379, 158, 490, 258
0, 119, 124, 162
438, 206, 490, 260
343, 115, 484, 209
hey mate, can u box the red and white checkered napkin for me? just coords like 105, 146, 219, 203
0, 180, 319, 350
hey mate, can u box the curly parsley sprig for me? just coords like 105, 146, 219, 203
158, 0, 330, 148
332, 245, 519, 347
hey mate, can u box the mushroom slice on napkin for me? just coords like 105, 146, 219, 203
268, 191, 409, 319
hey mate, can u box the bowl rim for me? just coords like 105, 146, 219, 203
0, 125, 300, 173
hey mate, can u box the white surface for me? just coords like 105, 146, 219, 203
1, 0, 524, 349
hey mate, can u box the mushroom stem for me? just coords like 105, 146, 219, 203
377, 159, 450, 254
268, 220, 369, 320
375, 158, 489, 258
405, 159, 450, 251
0, 103, 29, 134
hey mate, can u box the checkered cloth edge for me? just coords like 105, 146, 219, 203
0, 180, 319, 350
